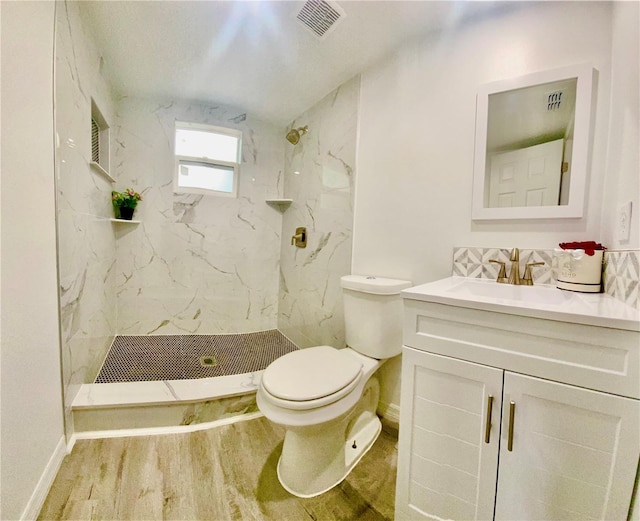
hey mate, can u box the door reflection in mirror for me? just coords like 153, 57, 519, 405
486, 78, 577, 208
472, 63, 596, 220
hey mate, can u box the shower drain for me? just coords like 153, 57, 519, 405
199, 356, 218, 367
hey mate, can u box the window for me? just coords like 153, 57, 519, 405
174, 122, 242, 197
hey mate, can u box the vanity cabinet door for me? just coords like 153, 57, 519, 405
396, 347, 503, 521
495, 372, 640, 521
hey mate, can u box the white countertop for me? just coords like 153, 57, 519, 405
402, 276, 640, 332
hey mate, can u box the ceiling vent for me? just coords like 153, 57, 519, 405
296, 0, 345, 40
547, 90, 564, 111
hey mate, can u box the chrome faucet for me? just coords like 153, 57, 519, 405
490, 248, 545, 285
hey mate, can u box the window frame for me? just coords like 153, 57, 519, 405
173, 121, 242, 198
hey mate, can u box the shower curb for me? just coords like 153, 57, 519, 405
72, 370, 263, 434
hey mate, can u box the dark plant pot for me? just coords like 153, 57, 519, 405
119, 207, 135, 220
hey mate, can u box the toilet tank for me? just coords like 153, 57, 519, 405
340, 275, 412, 359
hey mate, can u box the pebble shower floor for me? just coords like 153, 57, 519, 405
94, 329, 299, 383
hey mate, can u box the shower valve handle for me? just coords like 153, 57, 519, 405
291, 227, 307, 248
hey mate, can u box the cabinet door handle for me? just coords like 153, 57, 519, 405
484, 394, 494, 444
507, 401, 516, 452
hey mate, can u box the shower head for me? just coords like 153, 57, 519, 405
286, 125, 308, 145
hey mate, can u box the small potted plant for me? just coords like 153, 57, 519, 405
112, 188, 142, 220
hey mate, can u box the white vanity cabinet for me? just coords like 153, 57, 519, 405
396, 297, 640, 521
396, 348, 503, 520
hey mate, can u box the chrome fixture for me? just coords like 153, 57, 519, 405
291, 227, 307, 248
286, 126, 308, 145
490, 247, 545, 285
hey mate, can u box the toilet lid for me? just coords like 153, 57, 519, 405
262, 345, 362, 402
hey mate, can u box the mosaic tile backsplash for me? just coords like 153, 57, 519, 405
453, 247, 640, 310
453, 247, 557, 285
604, 250, 640, 310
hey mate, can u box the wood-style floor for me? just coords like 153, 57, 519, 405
38, 416, 397, 520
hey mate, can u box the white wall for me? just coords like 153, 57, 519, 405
0, 2, 65, 519
601, 1, 640, 248
353, 3, 634, 410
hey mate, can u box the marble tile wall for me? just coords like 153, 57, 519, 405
453, 246, 640, 309
55, 1, 118, 436
112, 98, 285, 335
277, 77, 359, 348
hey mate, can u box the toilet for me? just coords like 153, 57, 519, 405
257, 274, 412, 498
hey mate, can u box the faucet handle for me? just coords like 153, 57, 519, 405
489, 259, 507, 283
521, 262, 545, 285
291, 226, 307, 248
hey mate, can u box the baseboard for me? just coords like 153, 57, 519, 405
20, 435, 66, 521
378, 401, 401, 424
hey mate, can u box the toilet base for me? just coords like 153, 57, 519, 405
275, 377, 381, 498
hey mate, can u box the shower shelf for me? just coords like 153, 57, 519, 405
266, 198, 293, 210
110, 218, 141, 224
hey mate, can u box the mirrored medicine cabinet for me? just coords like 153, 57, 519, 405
472, 63, 597, 220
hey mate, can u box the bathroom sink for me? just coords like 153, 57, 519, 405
444, 278, 571, 306
402, 276, 640, 331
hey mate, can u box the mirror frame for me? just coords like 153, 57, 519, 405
472, 63, 596, 220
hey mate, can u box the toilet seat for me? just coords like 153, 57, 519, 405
261, 346, 363, 410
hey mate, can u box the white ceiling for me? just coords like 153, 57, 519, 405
79, 1, 508, 127
487, 78, 578, 152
